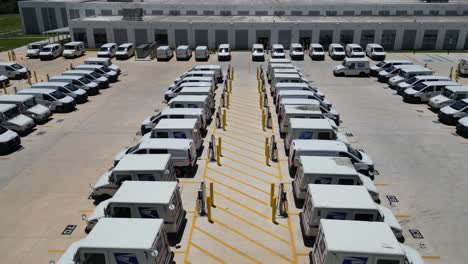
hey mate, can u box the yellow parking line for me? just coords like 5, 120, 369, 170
395, 214, 410, 218
191, 243, 225, 263
227, 112, 262, 122
48, 249, 65, 253
228, 109, 263, 119
79, 209, 93, 213
222, 143, 265, 157
195, 226, 261, 264
216, 205, 291, 244
215, 220, 295, 263
174, 250, 185, 254
221, 163, 277, 184
226, 125, 270, 138
297, 252, 309, 256
223, 147, 275, 166
223, 156, 280, 178
422, 256, 441, 260
179, 180, 200, 184
208, 177, 269, 205
228, 114, 262, 123
207, 168, 270, 195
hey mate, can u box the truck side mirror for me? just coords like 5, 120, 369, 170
150, 250, 159, 257
164, 169, 170, 176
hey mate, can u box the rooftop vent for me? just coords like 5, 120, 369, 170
122, 8, 144, 21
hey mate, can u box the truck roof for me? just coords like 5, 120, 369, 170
272, 44, 284, 48
169, 95, 208, 103
85, 57, 111, 63
252, 44, 263, 48
366, 43, 383, 48
219, 44, 229, 48
50, 75, 83, 80
112, 181, 177, 204
81, 218, 163, 250
414, 75, 449, 81
0, 94, 34, 102
344, 57, 369, 62
320, 219, 404, 256
193, 64, 221, 70
196, 46, 208, 50
32, 81, 69, 87
346, 43, 361, 48
154, 118, 198, 130
445, 85, 468, 92
177, 45, 190, 49
309, 184, 376, 209
299, 156, 356, 176
422, 81, 460, 86
140, 138, 193, 149
280, 99, 319, 106
17, 88, 56, 95
64, 41, 83, 46
101, 43, 116, 48
292, 139, 347, 152
179, 82, 212, 88
160, 108, 203, 116
278, 90, 314, 96
290, 118, 332, 130
270, 63, 295, 68
180, 76, 213, 81
398, 65, 431, 71
283, 105, 322, 115
310, 43, 323, 48
275, 82, 308, 88
114, 154, 171, 172
119, 43, 134, 48
290, 43, 302, 48
268, 58, 291, 64
180, 87, 211, 93
0, 104, 16, 112
273, 73, 302, 78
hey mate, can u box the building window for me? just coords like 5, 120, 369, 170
308, 11, 320, 16
220, 10, 232, 16
378, 10, 390, 16
169, 10, 180, 16
325, 11, 337, 16
395, 10, 407, 16
186, 10, 197, 15
73, 28, 87, 47
343, 11, 354, 16
203, 10, 214, 15
445, 10, 458, 15
422, 30, 438, 50
255, 11, 268, 16
69, 9, 80, 19
101, 10, 112, 16
237, 11, 249, 15
414, 10, 424, 15
274, 11, 285, 16
291, 11, 303, 16
85, 9, 95, 17
152, 10, 163, 15
93, 28, 108, 47
361, 10, 372, 16
381, 30, 396, 50
429, 10, 439, 16
443, 30, 459, 50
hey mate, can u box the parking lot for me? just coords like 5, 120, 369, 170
0, 49, 467, 263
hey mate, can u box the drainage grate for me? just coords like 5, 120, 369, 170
386, 195, 399, 203
409, 229, 424, 239
345, 132, 354, 137
56, 119, 64, 123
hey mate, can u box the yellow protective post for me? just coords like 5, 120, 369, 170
257, 79, 261, 93
226, 92, 230, 108
2, 82, 8, 94
266, 143, 270, 166
7, 52, 11, 61
207, 196, 212, 222
262, 109, 266, 131
231, 67, 234, 80
210, 182, 215, 207
259, 93, 263, 109
46, 74, 49, 81
27, 71, 31, 85
216, 144, 221, 166
455, 69, 460, 83
33, 71, 38, 83
229, 79, 233, 93
222, 110, 226, 130
11, 50, 16, 61
272, 196, 277, 223
256, 67, 259, 80
218, 137, 222, 156
449, 66, 454, 79
270, 183, 275, 207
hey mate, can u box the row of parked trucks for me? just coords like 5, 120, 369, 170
57, 64, 222, 263
267, 59, 425, 263
0, 57, 120, 154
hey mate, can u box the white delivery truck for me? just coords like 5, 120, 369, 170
284, 118, 347, 152
251, 44, 265, 61
49, 75, 100, 95
0, 104, 35, 134
86, 181, 186, 235
275, 90, 328, 108
189, 65, 223, 83
74, 64, 119, 82
176, 45, 192, 61
271, 44, 286, 58
157, 46, 174, 61
328, 43, 345, 60
438, 99, 468, 125
217, 44, 231, 61
175, 71, 216, 84
62, 41, 85, 58
378, 64, 412, 83
57, 218, 174, 264
178, 87, 215, 110
333, 58, 370, 77
458, 57, 468, 76
115, 43, 135, 60
277, 98, 339, 125
396, 75, 450, 95
0, 94, 52, 124
403, 81, 460, 103
31, 81, 88, 104
301, 185, 402, 243
0, 62, 29, 79
89, 154, 176, 202
456, 116, 468, 137
114, 139, 197, 176
141, 108, 205, 135
195, 46, 209, 61
0, 125, 20, 154
267, 63, 297, 83
39, 43, 63, 60
345, 43, 365, 58
97, 43, 117, 58
140, 119, 203, 151
168, 95, 212, 121
309, 43, 325, 61
84, 57, 121, 74
428, 86, 468, 110
290, 43, 304, 60
62, 69, 109, 89
388, 65, 433, 89
293, 156, 380, 203
288, 139, 375, 179
16, 88, 76, 113
26, 41, 47, 58
365, 43, 386, 61
370, 59, 413, 77
166, 77, 215, 100
310, 220, 424, 264
279, 105, 332, 135
273, 82, 324, 99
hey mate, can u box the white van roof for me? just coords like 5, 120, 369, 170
179, 82, 212, 88
310, 43, 323, 48
399, 65, 431, 72
422, 81, 460, 86
272, 44, 284, 49
414, 75, 449, 81
219, 44, 229, 48
309, 184, 376, 209
0, 104, 16, 112
274, 73, 302, 78
269, 58, 291, 64
275, 82, 309, 88
114, 154, 171, 172
18, 88, 55, 95
383, 60, 412, 64
82, 218, 163, 250
445, 86, 468, 92
112, 181, 177, 204
344, 57, 369, 63
51, 75, 83, 81
169, 95, 208, 103
193, 65, 221, 70
280, 98, 319, 106
177, 45, 189, 49
119, 43, 133, 48
140, 138, 193, 149
270, 63, 295, 68
291, 43, 302, 48
180, 87, 211, 93
278, 90, 314, 96
63, 70, 94, 75
346, 43, 361, 48
43, 43, 61, 48
154, 118, 198, 130
253, 44, 263, 49
32, 81, 69, 87
283, 105, 322, 115
320, 219, 404, 255
196, 46, 207, 50
292, 139, 347, 152
64, 41, 83, 46
290, 118, 333, 130
274, 68, 300, 73
101, 43, 116, 48
0, 94, 34, 102
181, 76, 213, 82
300, 156, 356, 176
85, 57, 110, 63
75, 64, 103, 70
160, 108, 203, 116
366, 43, 383, 48
157, 45, 170, 50
329, 43, 343, 48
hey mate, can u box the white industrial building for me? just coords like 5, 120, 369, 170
18, 0, 468, 50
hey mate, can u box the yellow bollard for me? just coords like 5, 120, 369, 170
229, 79, 233, 93
270, 183, 275, 207
46, 74, 49, 81
2, 82, 8, 94
33, 71, 38, 83
218, 137, 222, 156
259, 93, 263, 109
7, 51, 11, 61
207, 196, 213, 222
262, 109, 266, 131
27, 71, 31, 85
210, 182, 215, 207
257, 79, 261, 93
272, 196, 277, 223
256, 67, 259, 80
449, 66, 454, 80
231, 67, 234, 80
222, 110, 226, 131
266, 143, 270, 166
455, 68, 460, 83
216, 144, 221, 166
226, 92, 230, 108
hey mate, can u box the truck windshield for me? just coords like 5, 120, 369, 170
23, 98, 37, 108
450, 100, 468, 110
11, 63, 23, 70
0, 126, 7, 134
412, 83, 426, 91
80, 77, 91, 84
254, 48, 263, 53
346, 144, 362, 159
398, 71, 407, 77
51, 91, 66, 99
406, 76, 417, 84
352, 47, 362, 52
376, 61, 386, 67
293, 47, 303, 52
101, 66, 111, 73
64, 45, 75, 50
117, 47, 126, 51
313, 47, 323, 52
334, 47, 344, 52
126, 143, 141, 154
219, 48, 229, 53
65, 84, 78, 91
90, 72, 101, 78
442, 89, 454, 98
374, 47, 384, 52
29, 44, 41, 49
99, 47, 109, 52
274, 48, 284, 53
41, 47, 51, 52
4, 107, 20, 119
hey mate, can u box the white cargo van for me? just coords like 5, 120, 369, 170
195, 46, 209, 61
26, 42, 47, 58
328, 43, 345, 60
271, 44, 286, 58
273, 82, 323, 99
288, 139, 375, 179
0, 125, 20, 154
278, 105, 332, 135
365, 43, 386, 61
218, 44, 231, 61
333, 58, 370, 77
141, 108, 205, 135
114, 139, 197, 175
438, 99, 468, 125
370, 60, 413, 77
86, 181, 186, 234
167, 82, 214, 101
251, 44, 265, 61
179, 87, 215, 109
284, 118, 347, 152
39, 43, 63, 60
141, 119, 203, 151
157, 46, 174, 61
175, 71, 216, 84
176, 45, 192, 61
267, 63, 297, 83
74, 64, 118, 82
62, 41, 85, 58
0, 94, 51, 124
0, 104, 35, 134
115, 43, 135, 60
403, 81, 460, 103
396, 75, 449, 94
378, 64, 414, 82
290, 43, 304, 60
0, 62, 29, 79
84, 57, 120, 74
90, 154, 176, 201
57, 218, 174, 264
429, 86, 468, 110
190, 64, 223, 83
278, 98, 339, 125
388, 65, 432, 88
458, 57, 468, 76
456, 116, 468, 137
293, 156, 379, 202
32, 81, 88, 104
166, 77, 215, 101
309, 43, 325, 61
310, 220, 424, 264
168, 95, 212, 121
271, 73, 308, 89
62, 69, 109, 89
345, 43, 365, 58
49, 75, 100, 95
301, 185, 403, 242
268, 58, 291, 64
17, 88, 76, 112
275, 90, 329, 108
97, 43, 117, 58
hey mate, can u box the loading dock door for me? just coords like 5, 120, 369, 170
278, 30, 292, 49
235, 30, 249, 50
215, 30, 229, 48
154, 29, 168, 46
175, 29, 189, 46
114, 29, 128, 45
299, 30, 312, 50
401, 30, 416, 50
135, 29, 148, 46
319, 30, 333, 49
195, 30, 209, 47
256, 30, 270, 50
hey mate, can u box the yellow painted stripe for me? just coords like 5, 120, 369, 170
195, 226, 261, 264
48, 249, 65, 253
174, 250, 185, 254
79, 209, 93, 213
207, 167, 270, 195
179, 180, 200, 184
395, 214, 410, 218
223, 156, 280, 178
221, 143, 265, 157
375, 183, 389, 186
226, 118, 264, 131
207, 177, 269, 205
226, 112, 262, 122
222, 163, 277, 184
297, 252, 309, 256
422, 256, 441, 260
191, 243, 225, 263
